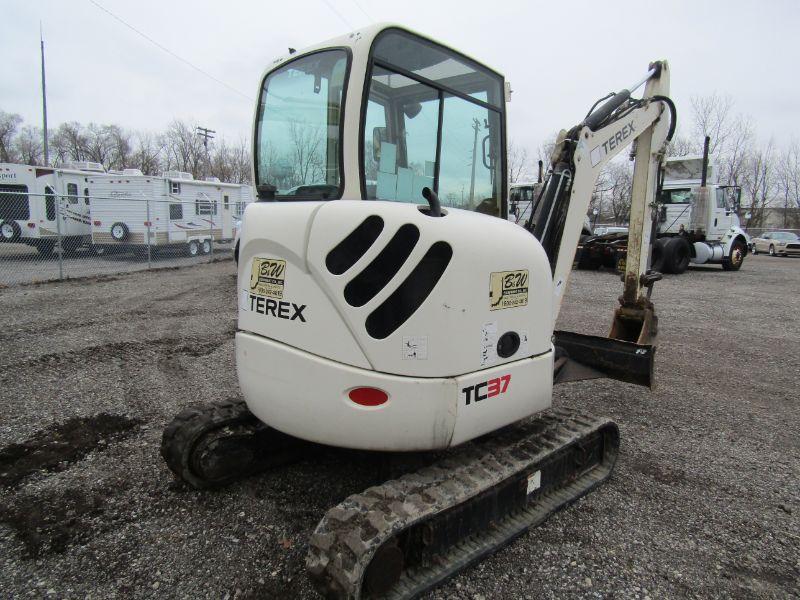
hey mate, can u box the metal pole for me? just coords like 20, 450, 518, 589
146, 196, 152, 269
55, 194, 63, 280
40, 23, 49, 166
209, 205, 214, 261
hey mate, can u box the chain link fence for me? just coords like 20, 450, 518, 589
0, 190, 241, 286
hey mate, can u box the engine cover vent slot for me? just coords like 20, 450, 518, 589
325, 215, 384, 275
344, 224, 420, 307
365, 241, 453, 339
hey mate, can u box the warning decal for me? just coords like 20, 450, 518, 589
249, 257, 286, 299
489, 270, 529, 311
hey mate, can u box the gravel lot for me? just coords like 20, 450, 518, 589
0, 254, 798, 599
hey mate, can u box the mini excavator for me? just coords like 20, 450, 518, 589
162, 24, 674, 599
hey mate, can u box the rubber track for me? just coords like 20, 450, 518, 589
160, 399, 268, 489
306, 408, 618, 599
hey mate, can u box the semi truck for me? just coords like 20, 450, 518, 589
578, 137, 750, 274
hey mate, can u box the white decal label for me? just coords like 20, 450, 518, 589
490, 270, 529, 311
402, 336, 428, 360
249, 257, 286, 299
526, 470, 542, 495
240, 289, 250, 311
480, 321, 498, 366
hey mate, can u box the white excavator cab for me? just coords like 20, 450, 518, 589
251, 25, 507, 218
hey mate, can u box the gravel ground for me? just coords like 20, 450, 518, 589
0, 242, 234, 286
0, 254, 798, 599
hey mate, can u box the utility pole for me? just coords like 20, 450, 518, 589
40, 22, 49, 167
196, 126, 215, 177
468, 118, 481, 205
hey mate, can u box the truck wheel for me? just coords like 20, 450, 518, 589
723, 240, 746, 271
650, 238, 667, 272
768, 245, 775, 257
110, 222, 130, 241
0, 220, 21, 242
187, 240, 200, 257
663, 237, 691, 274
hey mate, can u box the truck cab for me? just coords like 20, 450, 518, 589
654, 155, 749, 272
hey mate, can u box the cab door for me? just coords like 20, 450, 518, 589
61, 179, 86, 236
708, 186, 734, 239
221, 192, 233, 239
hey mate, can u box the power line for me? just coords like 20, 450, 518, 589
349, 0, 374, 23
319, 0, 354, 30
87, 0, 253, 101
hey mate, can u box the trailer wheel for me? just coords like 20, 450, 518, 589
650, 238, 667, 272
663, 237, 691, 274
110, 222, 130, 241
201, 239, 212, 254
723, 239, 746, 271
35, 240, 56, 256
187, 240, 200, 257
0, 220, 21, 242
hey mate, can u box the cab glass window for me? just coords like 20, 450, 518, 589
256, 50, 348, 200
67, 183, 78, 204
45, 186, 56, 220
362, 30, 505, 216
660, 188, 692, 204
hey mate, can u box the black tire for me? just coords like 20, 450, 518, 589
201, 239, 212, 255
751, 245, 757, 255
723, 239, 746, 271
768, 244, 776, 257
110, 222, 130, 241
650, 238, 667, 272
0, 220, 21, 242
35, 239, 56, 256
234, 240, 240, 264
662, 237, 691, 274
187, 240, 200, 257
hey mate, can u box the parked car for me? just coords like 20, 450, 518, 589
751, 231, 800, 256
593, 225, 629, 236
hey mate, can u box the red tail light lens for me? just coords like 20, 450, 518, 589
348, 387, 389, 407
93, 220, 101, 226
27, 222, 35, 228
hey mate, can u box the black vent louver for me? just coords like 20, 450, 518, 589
344, 224, 420, 307
325, 215, 384, 275
365, 241, 453, 339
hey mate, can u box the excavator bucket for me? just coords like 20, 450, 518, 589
553, 329, 655, 389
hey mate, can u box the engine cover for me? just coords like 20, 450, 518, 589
238, 200, 553, 378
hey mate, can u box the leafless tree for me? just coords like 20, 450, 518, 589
130, 131, 163, 175
14, 126, 43, 165
691, 93, 734, 156
0, 111, 23, 163
288, 119, 324, 186
508, 140, 533, 183
742, 140, 776, 229
775, 139, 800, 228
604, 161, 634, 225
51, 122, 88, 165
163, 119, 205, 177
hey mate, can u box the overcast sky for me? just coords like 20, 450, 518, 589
3, 0, 799, 154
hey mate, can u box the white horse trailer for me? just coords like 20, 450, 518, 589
0, 162, 104, 255
87, 171, 253, 256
